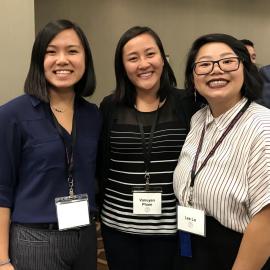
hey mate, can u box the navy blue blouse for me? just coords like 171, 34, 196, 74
0, 94, 101, 223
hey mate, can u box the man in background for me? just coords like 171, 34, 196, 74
240, 39, 256, 64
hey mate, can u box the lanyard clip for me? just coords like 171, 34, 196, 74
145, 172, 150, 190
68, 176, 75, 198
188, 187, 194, 206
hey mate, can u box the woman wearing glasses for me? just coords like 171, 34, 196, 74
173, 33, 270, 270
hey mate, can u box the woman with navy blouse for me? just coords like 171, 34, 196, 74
0, 20, 101, 270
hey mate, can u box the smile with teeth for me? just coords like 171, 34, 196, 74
55, 70, 72, 74
208, 79, 228, 88
138, 71, 153, 79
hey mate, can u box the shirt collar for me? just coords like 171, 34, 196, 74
205, 97, 248, 131
28, 94, 43, 107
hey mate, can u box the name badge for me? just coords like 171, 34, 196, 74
133, 190, 162, 215
55, 193, 90, 230
177, 205, 205, 236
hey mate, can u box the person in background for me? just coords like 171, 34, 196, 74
260, 64, 270, 108
174, 33, 270, 270
98, 26, 197, 270
240, 39, 256, 64
0, 19, 101, 270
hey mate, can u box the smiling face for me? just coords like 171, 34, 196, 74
44, 29, 85, 93
194, 42, 244, 115
122, 33, 164, 96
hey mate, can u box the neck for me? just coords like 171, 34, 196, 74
49, 89, 75, 112
135, 92, 160, 112
208, 96, 242, 118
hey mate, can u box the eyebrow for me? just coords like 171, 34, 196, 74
47, 44, 81, 48
196, 52, 236, 61
124, 46, 156, 56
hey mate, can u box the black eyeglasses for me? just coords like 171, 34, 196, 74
193, 57, 241, 75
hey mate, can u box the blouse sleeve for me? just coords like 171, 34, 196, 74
247, 124, 270, 217
0, 105, 22, 208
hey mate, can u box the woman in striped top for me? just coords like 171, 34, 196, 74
173, 33, 270, 269
98, 26, 196, 270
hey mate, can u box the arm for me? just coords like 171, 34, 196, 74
0, 207, 14, 270
232, 205, 270, 270
0, 103, 22, 270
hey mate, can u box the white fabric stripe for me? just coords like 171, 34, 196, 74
102, 219, 177, 234
111, 128, 186, 135
111, 150, 180, 154
102, 210, 176, 224
109, 169, 173, 175
110, 139, 185, 144
107, 178, 173, 186
105, 187, 176, 197
110, 158, 178, 163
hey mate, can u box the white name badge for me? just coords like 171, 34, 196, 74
177, 205, 206, 237
133, 191, 162, 215
55, 194, 90, 230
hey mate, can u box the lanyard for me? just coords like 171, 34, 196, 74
188, 100, 251, 206
51, 110, 77, 197
135, 103, 160, 190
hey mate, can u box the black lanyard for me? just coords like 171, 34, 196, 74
135, 104, 160, 190
51, 109, 77, 197
188, 100, 251, 205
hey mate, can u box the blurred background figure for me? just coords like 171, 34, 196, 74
240, 39, 256, 64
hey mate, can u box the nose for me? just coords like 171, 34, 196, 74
210, 62, 224, 74
56, 52, 69, 65
138, 57, 150, 69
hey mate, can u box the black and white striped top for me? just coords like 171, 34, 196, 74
101, 100, 188, 235
173, 98, 270, 233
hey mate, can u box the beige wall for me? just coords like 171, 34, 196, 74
0, 0, 35, 105
35, 0, 270, 104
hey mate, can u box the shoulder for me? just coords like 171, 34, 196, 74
260, 65, 270, 79
77, 97, 101, 121
247, 102, 270, 125
0, 94, 35, 119
99, 94, 115, 110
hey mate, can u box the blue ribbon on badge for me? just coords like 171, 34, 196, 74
179, 231, 192, 257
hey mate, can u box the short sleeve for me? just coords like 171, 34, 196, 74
247, 125, 270, 217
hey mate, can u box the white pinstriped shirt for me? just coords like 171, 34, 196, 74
173, 98, 270, 233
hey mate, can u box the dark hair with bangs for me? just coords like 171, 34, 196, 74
185, 33, 262, 104
24, 19, 96, 102
114, 26, 176, 106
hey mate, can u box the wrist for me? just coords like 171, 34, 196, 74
0, 258, 10, 266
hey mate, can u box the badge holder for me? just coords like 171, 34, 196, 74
132, 173, 162, 215
55, 193, 90, 231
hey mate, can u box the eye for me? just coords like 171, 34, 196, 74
128, 56, 138, 62
146, 51, 155, 57
197, 62, 211, 68
222, 58, 237, 65
46, 49, 56, 55
69, 49, 79, 54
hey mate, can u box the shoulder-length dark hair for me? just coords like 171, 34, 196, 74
114, 26, 176, 106
185, 33, 262, 104
24, 19, 96, 102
